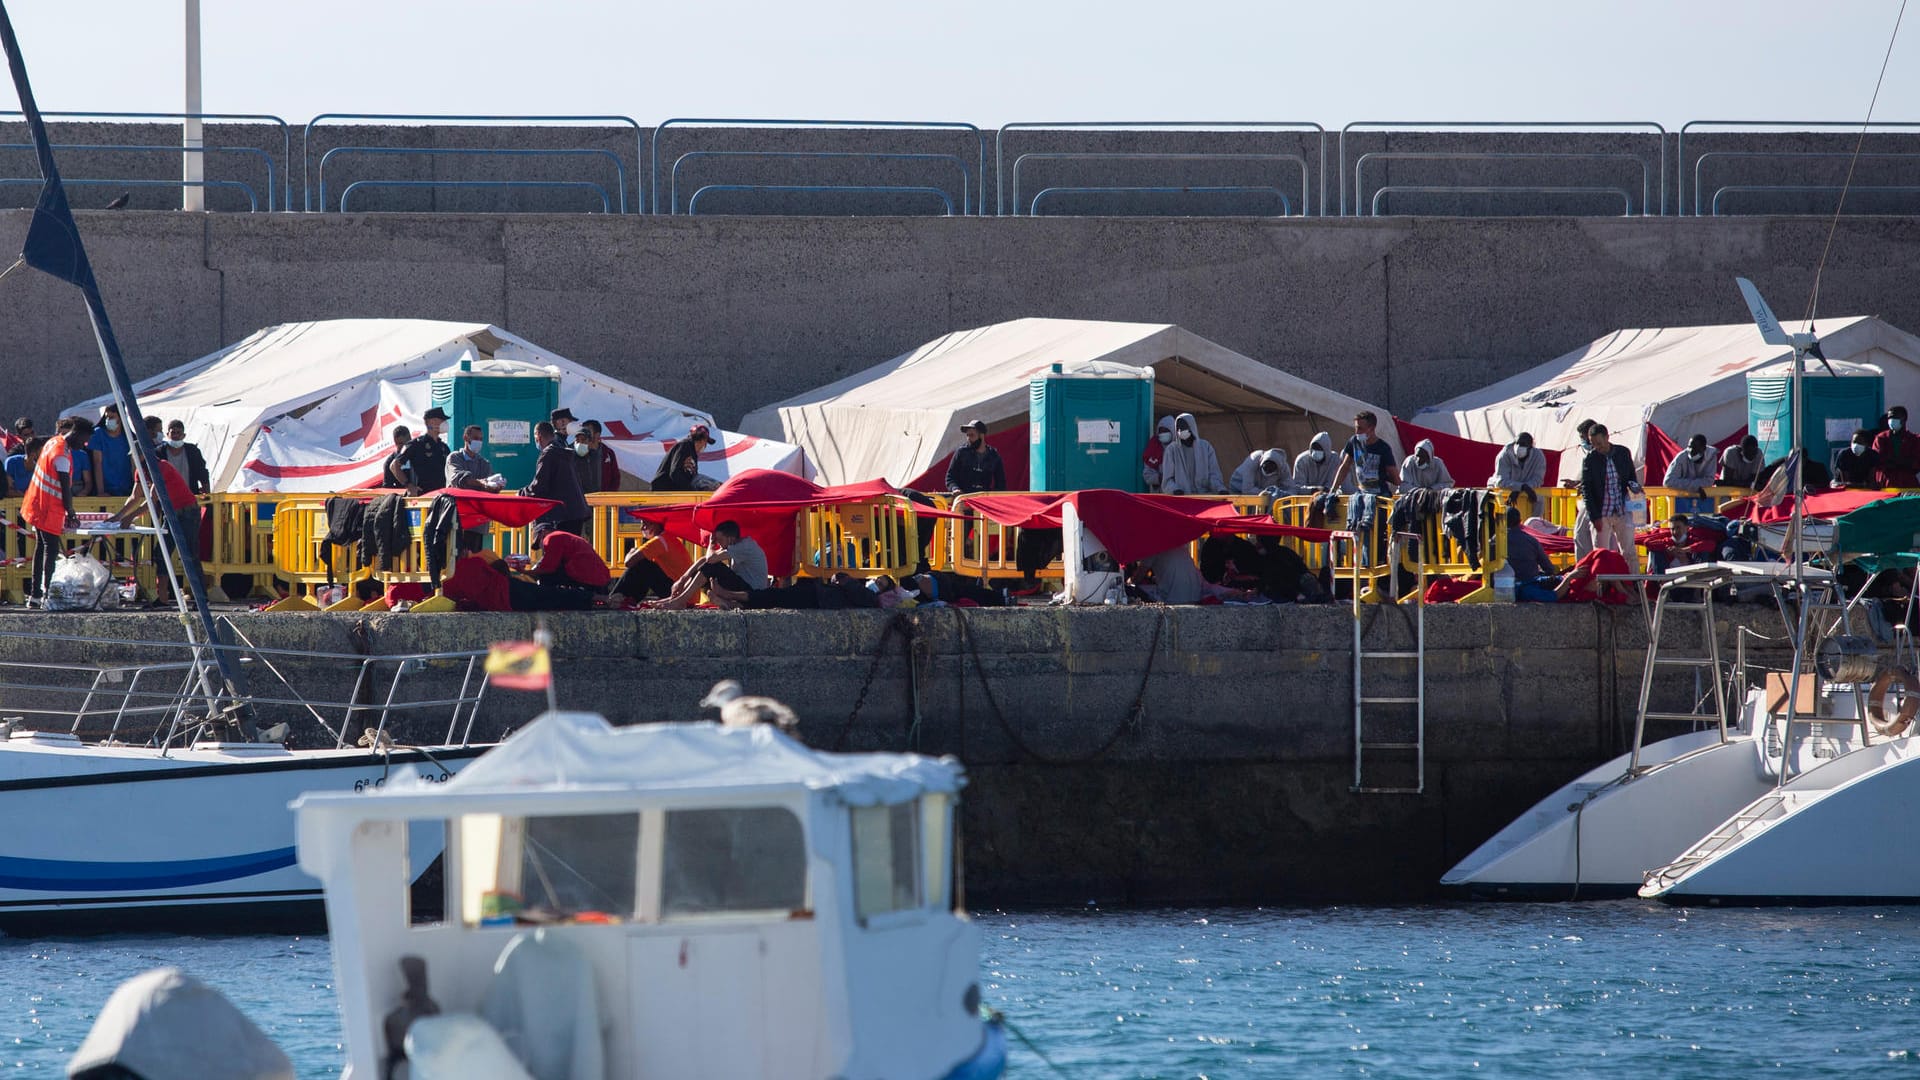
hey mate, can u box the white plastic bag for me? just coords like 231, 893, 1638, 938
46, 552, 118, 611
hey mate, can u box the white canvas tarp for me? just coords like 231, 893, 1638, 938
739, 318, 1396, 486
1418, 316, 1920, 481
69, 319, 808, 492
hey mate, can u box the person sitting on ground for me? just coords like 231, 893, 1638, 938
900, 570, 1010, 607
1662, 433, 1718, 496
1399, 438, 1453, 494
1646, 512, 1718, 575
1488, 432, 1545, 493
442, 532, 590, 612
649, 520, 768, 610
1229, 448, 1291, 496
607, 517, 692, 606
1291, 431, 1346, 493
727, 571, 883, 611
527, 522, 612, 594
1873, 407, 1920, 487
1833, 428, 1882, 489
652, 423, 716, 492
945, 419, 1006, 494
382, 426, 413, 489
1132, 543, 1253, 604
1503, 505, 1558, 598
1719, 434, 1764, 489
1554, 546, 1635, 604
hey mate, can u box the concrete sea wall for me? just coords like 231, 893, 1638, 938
0, 604, 1791, 904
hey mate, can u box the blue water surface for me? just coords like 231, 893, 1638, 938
0, 903, 1915, 1077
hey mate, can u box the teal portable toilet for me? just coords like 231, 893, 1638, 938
430, 357, 560, 488
1746, 361, 1884, 473
1028, 360, 1155, 491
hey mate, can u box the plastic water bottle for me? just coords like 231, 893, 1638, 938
1492, 566, 1516, 601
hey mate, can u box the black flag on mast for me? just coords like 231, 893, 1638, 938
0, 1, 253, 734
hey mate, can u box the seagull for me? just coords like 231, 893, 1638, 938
701, 679, 798, 733
103, 191, 130, 210
357, 726, 395, 750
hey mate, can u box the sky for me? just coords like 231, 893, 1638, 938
1, 0, 1916, 129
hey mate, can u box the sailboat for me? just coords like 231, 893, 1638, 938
0, 5, 494, 933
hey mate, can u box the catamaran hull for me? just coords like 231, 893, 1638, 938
1441, 729, 1775, 899
1646, 742, 1920, 904
0, 743, 486, 934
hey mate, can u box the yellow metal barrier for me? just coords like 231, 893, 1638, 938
0, 496, 166, 603
586, 492, 713, 572
946, 492, 1065, 585
795, 498, 927, 578
202, 492, 281, 598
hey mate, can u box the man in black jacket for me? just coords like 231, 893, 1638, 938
520, 421, 589, 536
945, 419, 1005, 494
1580, 422, 1641, 566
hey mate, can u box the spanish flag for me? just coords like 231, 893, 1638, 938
485, 640, 551, 691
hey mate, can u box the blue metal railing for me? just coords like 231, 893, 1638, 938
1352, 151, 1650, 216
1337, 121, 1667, 215
1693, 151, 1920, 215
1710, 184, 1920, 216
0, 176, 260, 211
302, 113, 642, 212
0, 110, 290, 209
1370, 185, 1630, 216
1029, 186, 1292, 217
686, 184, 955, 216
339, 179, 614, 214
667, 150, 972, 215
1679, 122, 1920, 214
316, 145, 627, 212
0, 142, 276, 209
995, 122, 1326, 215
650, 119, 986, 215
1009, 152, 1309, 217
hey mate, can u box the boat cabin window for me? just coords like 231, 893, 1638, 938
852, 801, 920, 921
460, 812, 640, 925
661, 807, 808, 916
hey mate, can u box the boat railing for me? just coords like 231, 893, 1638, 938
0, 628, 490, 753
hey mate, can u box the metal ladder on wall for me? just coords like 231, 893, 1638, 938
1343, 530, 1426, 794
1626, 566, 1732, 772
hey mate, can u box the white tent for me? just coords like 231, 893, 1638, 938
739, 318, 1397, 486
1418, 316, 1920, 481
70, 319, 808, 493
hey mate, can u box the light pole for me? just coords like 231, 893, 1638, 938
182, 0, 202, 211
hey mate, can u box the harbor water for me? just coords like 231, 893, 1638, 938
1, 903, 1915, 1077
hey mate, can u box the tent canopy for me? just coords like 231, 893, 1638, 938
70, 319, 807, 493
740, 318, 1397, 486
1418, 316, 1920, 482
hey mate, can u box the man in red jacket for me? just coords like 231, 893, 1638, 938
527, 522, 612, 593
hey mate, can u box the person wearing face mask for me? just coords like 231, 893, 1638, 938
652, 423, 716, 492
1158, 413, 1225, 495
1488, 432, 1546, 494
1229, 448, 1292, 496
1873, 407, 1920, 487
1833, 428, 1882, 488
153, 418, 210, 496
1718, 434, 1764, 489
1580, 422, 1641, 567
87, 403, 134, 497
1142, 416, 1177, 492
1290, 431, 1347, 493
1569, 418, 1599, 560
1398, 438, 1454, 494
450, 424, 503, 493
1330, 411, 1401, 496
520, 421, 590, 536
944, 419, 1005, 494
571, 418, 607, 496
1662, 433, 1717, 496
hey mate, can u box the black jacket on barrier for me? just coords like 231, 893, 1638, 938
362, 494, 412, 571
320, 496, 368, 585
422, 493, 461, 589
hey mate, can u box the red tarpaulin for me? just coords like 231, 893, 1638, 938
342, 486, 558, 529
906, 426, 1031, 493
1394, 416, 1561, 489
1523, 524, 1576, 554
1725, 487, 1897, 524
1642, 423, 1682, 486
964, 490, 1332, 564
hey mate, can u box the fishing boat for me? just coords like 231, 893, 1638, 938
0, 628, 495, 934
293, 710, 1007, 1079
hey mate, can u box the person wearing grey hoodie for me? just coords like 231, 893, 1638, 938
1160, 412, 1225, 495
1399, 438, 1454, 494
1229, 448, 1292, 495
1661, 433, 1717, 495
1488, 432, 1546, 490
1291, 431, 1347, 492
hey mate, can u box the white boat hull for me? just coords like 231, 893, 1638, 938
0, 735, 487, 934
1643, 735, 1920, 903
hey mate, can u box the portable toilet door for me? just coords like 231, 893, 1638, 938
1747, 364, 1884, 474
1028, 360, 1155, 492
431, 359, 561, 488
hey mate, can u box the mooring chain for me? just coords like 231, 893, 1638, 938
956, 606, 1166, 765
832, 612, 916, 751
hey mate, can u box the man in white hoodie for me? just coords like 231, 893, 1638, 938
1399, 438, 1454, 494
1229, 448, 1292, 495
1662, 433, 1717, 496
1487, 432, 1546, 491
1159, 412, 1225, 495
1291, 431, 1347, 492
